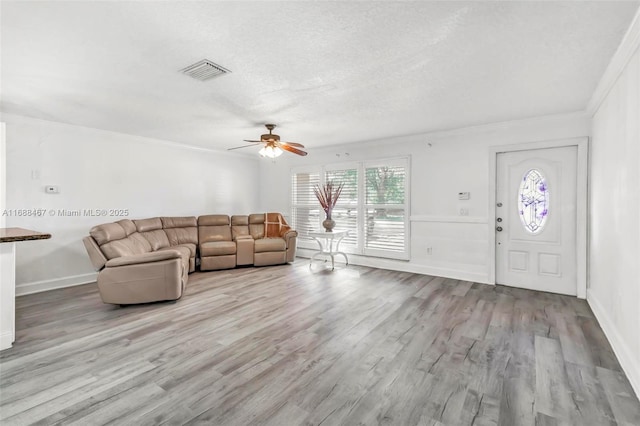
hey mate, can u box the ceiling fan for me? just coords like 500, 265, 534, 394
228, 124, 308, 157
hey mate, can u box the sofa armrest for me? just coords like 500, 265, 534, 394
281, 229, 298, 240
83, 236, 108, 271
234, 235, 254, 241
282, 230, 297, 262
105, 250, 182, 268
236, 237, 255, 266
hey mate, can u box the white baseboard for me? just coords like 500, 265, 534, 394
0, 331, 14, 351
297, 250, 490, 284
587, 289, 640, 399
16, 272, 97, 297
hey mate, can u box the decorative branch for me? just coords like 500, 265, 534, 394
313, 180, 345, 216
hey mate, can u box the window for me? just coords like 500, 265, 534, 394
518, 168, 549, 234
291, 157, 409, 259
291, 170, 320, 239
325, 167, 358, 250
365, 163, 407, 255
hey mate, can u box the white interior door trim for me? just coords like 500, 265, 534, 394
488, 137, 589, 298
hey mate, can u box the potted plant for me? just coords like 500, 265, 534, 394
313, 180, 344, 232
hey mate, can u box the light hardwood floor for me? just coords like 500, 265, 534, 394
1, 261, 639, 425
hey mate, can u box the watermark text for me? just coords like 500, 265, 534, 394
2, 208, 130, 217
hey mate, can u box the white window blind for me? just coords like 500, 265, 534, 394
326, 168, 358, 251
291, 170, 320, 240
364, 165, 407, 256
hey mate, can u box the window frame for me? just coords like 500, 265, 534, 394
291, 156, 410, 260
324, 163, 360, 254
362, 158, 410, 260
290, 167, 322, 250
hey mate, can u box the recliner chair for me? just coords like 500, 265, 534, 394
198, 215, 236, 271
83, 218, 191, 305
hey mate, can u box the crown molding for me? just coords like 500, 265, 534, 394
421, 111, 589, 141
0, 112, 256, 160
587, 6, 640, 116
305, 111, 589, 155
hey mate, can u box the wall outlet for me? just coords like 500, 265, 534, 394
45, 185, 59, 194
459, 208, 469, 216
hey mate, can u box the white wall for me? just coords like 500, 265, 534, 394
0, 122, 5, 228
259, 112, 590, 283
588, 29, 640, 395
2, 113, 260, 294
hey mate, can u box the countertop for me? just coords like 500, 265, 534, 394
0, 228, 52, 243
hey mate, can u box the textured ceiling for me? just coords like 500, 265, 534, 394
1, 1, 638, 152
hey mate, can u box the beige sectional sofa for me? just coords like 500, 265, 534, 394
83, 213, 297, 305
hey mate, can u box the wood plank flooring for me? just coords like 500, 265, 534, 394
1, 261, 638, 425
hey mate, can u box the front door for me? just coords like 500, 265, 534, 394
495, 146, 577, 296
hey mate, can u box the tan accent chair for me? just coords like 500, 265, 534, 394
83, 218, 193, 305
198, 215, 236, 271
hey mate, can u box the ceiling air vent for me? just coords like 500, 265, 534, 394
180, 59, 231, 81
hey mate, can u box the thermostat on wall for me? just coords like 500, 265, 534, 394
458, 192, 470, 200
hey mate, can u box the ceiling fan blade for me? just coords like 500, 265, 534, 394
277, 142, 308, 156
243, 140, 264, 143
281, 141, 305, 148
228, 144, 261, 151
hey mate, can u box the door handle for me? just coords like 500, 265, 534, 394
496, 226, 503, 232
497, 218, 503, 222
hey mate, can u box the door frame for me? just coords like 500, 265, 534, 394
488, 137, 589, 298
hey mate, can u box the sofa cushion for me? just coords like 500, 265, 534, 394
132, 218, 170, 251
161, 216, 198, 246
199, 215, 230, 226
231, 215, 251, 240
162, 216, 197, 229
100, 233, 151, 259
249, 213, 265, 239
198, 215, 232, 243
140, 229, 170, 251
90, 222, 127, 245
117, 219, 137, 236
158, 246, 191, 271
164, 227, 197, 246
254, 238, 286, 253
200, 241, 236, 257
134, 217, 162, 232
231, 215, 249, 226
105, 250, 181, 268
130, 233, 153, 251
175, 243, 196, 257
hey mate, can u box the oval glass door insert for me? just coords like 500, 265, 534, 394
518, 169, 549, 234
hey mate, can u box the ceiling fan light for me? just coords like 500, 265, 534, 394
259, 145, 283, 158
